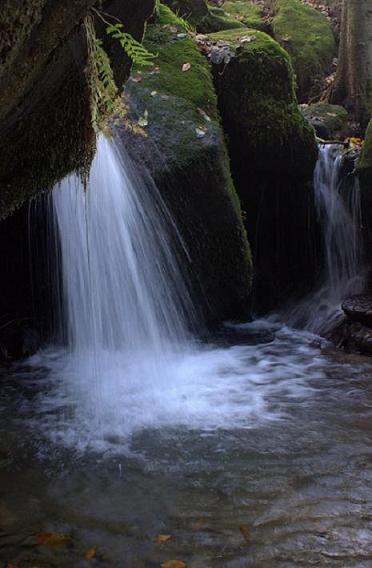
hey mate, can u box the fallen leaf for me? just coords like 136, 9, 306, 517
37, 532, 72, 545
84, 547, 96, 560
131, 73, 143, 83
191, 519, 204, 531
161, 561, 186, 568
156, 534, 172, 544
239, 524, 251, 543
138, 110, 149, 128
195, 127, 207, 139
151, 90, 158, 97
182, 63, 192, 72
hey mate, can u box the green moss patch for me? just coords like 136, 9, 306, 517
272, 0, 336, 101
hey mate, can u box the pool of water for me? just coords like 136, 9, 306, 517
1, 321, 372, 567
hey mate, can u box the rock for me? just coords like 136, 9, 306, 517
336, 321, 372, 357
301, 103, 349, 140
163, 0, 268, 33
342, 295, 372, 327
0, 0, 155, 219
272, 0, 336, 102
210, 28, 318, 178
209, 27, 320, 311
116, 4, 253, 324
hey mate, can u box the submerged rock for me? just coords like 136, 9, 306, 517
117, 4, 253, 323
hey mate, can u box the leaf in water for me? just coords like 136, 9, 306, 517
182, 63, 192, 72
138, 110, 149, 128
161, 562, 186, 568
37, 532, 72, 545
84, 547, 96, 560
156, 534, 172, 544
239, 524, 251, 543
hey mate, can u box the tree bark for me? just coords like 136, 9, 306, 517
331, 0, 372, 128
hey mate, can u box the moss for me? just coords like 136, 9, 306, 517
357, 120, 372, 188
119, 3, 253, 322
161, 0, 263, 33
301, 102, 349, 139
209, 28, 317, 176
272, 0, 336, 101
222, 1, 268, 31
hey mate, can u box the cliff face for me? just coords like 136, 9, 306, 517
0, 0, 155, 219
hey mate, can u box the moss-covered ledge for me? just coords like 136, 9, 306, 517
117, 3, 253, 323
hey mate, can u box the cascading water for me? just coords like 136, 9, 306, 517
52, 135, 194, 354
29, 134, 326, 452
286, 143, 364, 333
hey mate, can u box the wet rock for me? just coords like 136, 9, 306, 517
338, 321, 372, 356
301, 103, 349, 140
342, 295, 372, 327
117, 4, 253, 324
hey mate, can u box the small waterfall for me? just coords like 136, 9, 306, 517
52, 135, 195, 353
287, 144, 364, 333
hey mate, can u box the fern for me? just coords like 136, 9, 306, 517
106, 23, 156, 66
85, 15, 126, 133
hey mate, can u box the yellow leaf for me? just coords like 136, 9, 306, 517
37, 532, 72, 545
84, 547, 96, 560
156, 534, 172, 544
161, 562, 186, 568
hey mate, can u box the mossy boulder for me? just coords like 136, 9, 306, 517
0, 0, 155, 219
210, 28, 318, 177
272, 0, 336, 101
162, 0, 265, 33
301, 102, 349, 140
222, 1, 269, 32
357, 120, 372, 190
117, 4, 253, 323
209, 27, 320, 311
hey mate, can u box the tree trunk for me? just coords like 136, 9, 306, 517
331, 0, 372, 128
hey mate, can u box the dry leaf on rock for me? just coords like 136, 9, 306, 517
84, 547, 96, 560
239, 524, 251, 543
37, 532, 72, 545
161, 561, 186, 568
156, 534, 172, 544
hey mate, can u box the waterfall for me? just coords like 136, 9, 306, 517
52, 135, 195, 353
286, 144, 364, 333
